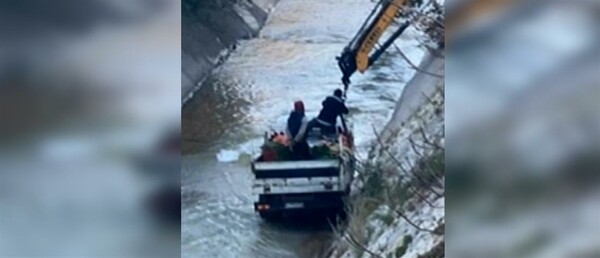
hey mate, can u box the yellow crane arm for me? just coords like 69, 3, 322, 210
356, 0, 407, 72
337, 0, 417, 90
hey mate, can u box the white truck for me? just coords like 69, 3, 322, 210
252, 132, 355, 220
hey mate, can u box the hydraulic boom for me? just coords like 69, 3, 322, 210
337, 0, 422, 91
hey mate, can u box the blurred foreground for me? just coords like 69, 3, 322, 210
446, 0, 599, 257
0, 0, 181, 257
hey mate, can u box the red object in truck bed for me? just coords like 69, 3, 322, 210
262, 148, 277, 162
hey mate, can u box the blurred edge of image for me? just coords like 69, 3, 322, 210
0, 0, 598, 257
446, 0, 599, 257
0, 0, 181, 257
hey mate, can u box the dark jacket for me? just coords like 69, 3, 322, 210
317, 96, 348, 126
286, 111, 308, 142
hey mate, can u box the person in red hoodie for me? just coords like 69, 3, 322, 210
286, 100, 311, 160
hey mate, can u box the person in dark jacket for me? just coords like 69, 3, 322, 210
310, 89, 349, 135
286, 100, 311, 160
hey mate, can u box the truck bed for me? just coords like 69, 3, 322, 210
252, 160, 339, 179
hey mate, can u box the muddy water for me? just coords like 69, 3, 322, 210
182, 0, 424, 257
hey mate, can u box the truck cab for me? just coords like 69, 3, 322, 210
252, 130, 354, 220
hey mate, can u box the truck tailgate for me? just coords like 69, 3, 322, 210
252, 160, 339, 179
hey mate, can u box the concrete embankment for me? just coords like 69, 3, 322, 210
329, 51, 445, 258
182, 0, 278, 103
378, 52, 444, 145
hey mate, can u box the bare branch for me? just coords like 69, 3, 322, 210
384, 172, 443, 209
421, 91, 438, 106
408, 137, 424, 157
372, 126, 443, 205
408, 184, 443, 208
412, 10, 444, 30
402, 155, 443, 198
345, 233, 384, 258
418, 125, 442, 150
393, 208, 439, 235
392, 43, 444, 78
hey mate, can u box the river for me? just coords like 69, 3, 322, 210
181, 0, 424, 257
